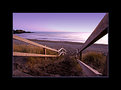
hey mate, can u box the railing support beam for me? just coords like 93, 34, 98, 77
79, 13, 109, 53
79, 52, 82, 60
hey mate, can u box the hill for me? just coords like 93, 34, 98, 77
13, 30, 33, 34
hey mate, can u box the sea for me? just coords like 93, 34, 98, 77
14, 32, 108, 45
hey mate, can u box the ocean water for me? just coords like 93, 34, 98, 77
14, 32, 108, 44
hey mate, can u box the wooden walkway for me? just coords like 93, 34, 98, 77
76, 13, 109, 76
77, 60, 102, 76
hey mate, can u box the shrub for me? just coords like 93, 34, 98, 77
20, 55, 83, 76
13, 43, 83, 76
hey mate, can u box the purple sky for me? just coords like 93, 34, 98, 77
13, 13, 106, 32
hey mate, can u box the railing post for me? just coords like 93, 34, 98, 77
43, 45, 47, 60
103, 52, 109, 76
43, 48, 46, 55
79, 51, 82, 60
76, 49, 82, 60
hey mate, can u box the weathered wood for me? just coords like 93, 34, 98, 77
43, 45, 47, 55
43, 48, 46, 55
77, 59, 102, 76
79, 52, 82, 60
79, 13, 109, 52
13, 35, 58, 52
58, 51, 66, 56
58, 48, 67, 52
13, 52, 58, 57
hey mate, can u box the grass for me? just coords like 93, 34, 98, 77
13, 43, 57, 55
13, 56, 83, 76
23, 55, 83, 76
82, 51, 107, 75
13, 43, 83, 76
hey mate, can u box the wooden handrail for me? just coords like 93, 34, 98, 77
58, 48, 67, 52
79, 13, 109, 53
13, 52, 58, 57
58, 51, 66, 56
13, 35, 58, 52
77, 59, 102, 76
76, 13, 109, 76
13, 34, 67, 57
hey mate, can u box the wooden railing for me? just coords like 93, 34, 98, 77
13, 13, 108, 76
76, 13, 109, 76
13, 35, 66, 57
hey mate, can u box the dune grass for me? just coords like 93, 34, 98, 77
82, 51, 107, 75
13, 42, 83, 76
13, 43, 57, 55
22, 55, 83, 76
13, 55, 83, 76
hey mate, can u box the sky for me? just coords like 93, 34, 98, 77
13, 13, 106, 33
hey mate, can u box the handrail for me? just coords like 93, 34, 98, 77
76, 13, 109, 76
78, 13, 108, 53
13, 52, 58, 57
77, 59, 102, 76
13, 35, 58, 52
58, 48, 67, 52
58, 51, 66, 56
13, 34, 66, 57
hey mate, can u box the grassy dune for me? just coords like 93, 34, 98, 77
13, 42, 83, 76
82, 51, 107, 75
13, 56, 83, 76
13, 43, 57, 55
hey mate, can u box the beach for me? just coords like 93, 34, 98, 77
12, 13, 109, 77
13, 39, 108, 55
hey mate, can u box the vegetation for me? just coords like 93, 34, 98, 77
13, 43, 57, 55
13, 55, 83, 76
82, 51, 107, 75
13, 43, 83, 76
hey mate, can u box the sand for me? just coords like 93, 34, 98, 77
13, 39, 108, 55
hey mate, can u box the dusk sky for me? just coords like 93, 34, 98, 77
13, 13, 106, 33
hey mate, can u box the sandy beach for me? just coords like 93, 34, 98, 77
13, 39, 108, 55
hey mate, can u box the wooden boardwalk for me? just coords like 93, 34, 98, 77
76, 13, 109, 76
77, 60, 102, 76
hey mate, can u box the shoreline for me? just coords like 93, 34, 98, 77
28, 39, 108, 46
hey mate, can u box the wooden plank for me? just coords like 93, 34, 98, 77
13, 52, 58, 57
77, 59, 102, 76
43, 48, 46, 55
58, 48, 67, 52
79, 13, 109, 52
58, 51, 66, 56
13, 35, 58, 52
